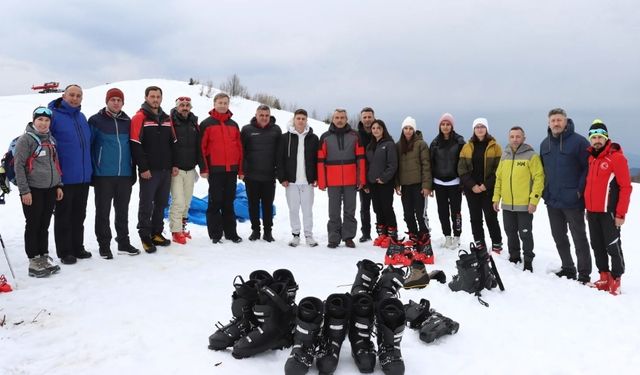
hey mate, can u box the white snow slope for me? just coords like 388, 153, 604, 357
0, 80, 638, 375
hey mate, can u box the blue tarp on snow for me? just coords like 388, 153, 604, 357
164, 182, 275, 225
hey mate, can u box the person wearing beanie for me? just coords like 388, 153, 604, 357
584, 119, 632, 295
14, 106, 63, 277
430, 113, 465, 249
48, 84, 93, 265
458, 117, 503, 252
88, 87, 140, 259
395, 116, 433, 258
539, 108, 591, 283
168, 96, 205, 245
357, 107, 375, 242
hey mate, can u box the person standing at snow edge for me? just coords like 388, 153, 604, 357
15, 107, 63, 277
49, 84, 93, 265
168, 96, 206, 245
277, 109, 319, 247
584, 120, 632, 295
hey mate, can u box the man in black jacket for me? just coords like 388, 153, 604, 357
130, 86, 178, 253
277, 109, 319, 247
357, 107, 375, 242
241, 105, 282, 242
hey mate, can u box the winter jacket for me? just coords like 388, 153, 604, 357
88, 108, 133, 177
458, 138, 502, 191
130, 103, 177, 172
539, 118, 590, 209
200, 110, 243, 175
430, 131, 465, 183
357, 121, 373, 150
396, 132, 432, 189
14, 123, 62, 195
170, 108, 205, 172
277, 120, 319, 184
317, 123, 366, 189
493, 143, 545, 211
48, 97, 92, 184
584, 141, 632, 219
240, 116, 282, 181
366, 137, 397, 185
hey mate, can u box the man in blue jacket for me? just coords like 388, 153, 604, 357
88, 88, 140, 259
540, 108, 592, 283
48, 84, 93, 265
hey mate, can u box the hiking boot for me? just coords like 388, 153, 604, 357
118, 243, 141, 256
316, 293, 351, 375
152, 233, 171, 247
403, 260, 430, 289
249, 230, 261, 241
99, 247, 114, 260
594, 271, 611, 291
60, 254, 77, 265
42, 255, 61, 273
172, 232, 187, 245
28, 256, 51, 278
284, 297, 324, 375
349, 293, 376, 373
305, 235, 318, 247
344, 238, 356, 248
359, 234, 372, 243
443, 236, 453, 248
419, 311, 460, 344
141, 237, 157, 254
76, 249, 92, 259
351, 259, 383, 295
289, 233, 300, 247
523, 260, 533, 272
263, 229, 275, 242
609, 276, 621, 295
555, 268, 577, 280
491, 242, 503, 254
376, 298, 406, 375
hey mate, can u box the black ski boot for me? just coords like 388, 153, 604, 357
403, 299, 431, 329
448, 247, 481, 293
285, 296, 324, 375
351, 259, 383, 295
471, 241, 497, 290
419, 311, 460, 343
376, 298, 406, 375
373, 266, 405, 302
316, 293, 351, 375
349, 293, 376, 373
231, 281, 295, 358
208, 270, 273, 350
273, 268, 299, 304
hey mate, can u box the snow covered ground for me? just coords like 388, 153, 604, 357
1, 80, 638, 374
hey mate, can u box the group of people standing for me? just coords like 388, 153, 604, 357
12, 85, 632, 295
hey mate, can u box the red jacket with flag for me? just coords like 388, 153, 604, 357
584, 141, 632, 219
317, 123, 366, 189
199, 110, 243, 175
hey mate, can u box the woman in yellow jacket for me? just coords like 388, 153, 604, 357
492, 126, 544, 271
457, 118, 502, 252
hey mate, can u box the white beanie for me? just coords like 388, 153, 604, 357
472, 117, 489, 131
401, 116, 417, 132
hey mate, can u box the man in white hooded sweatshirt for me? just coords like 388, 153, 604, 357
277, 109, 320, 246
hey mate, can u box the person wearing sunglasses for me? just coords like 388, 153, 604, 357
14, 107, 63, 277
168, 96, 206, 245
584, 120, 632, 295
540, 108, 591, 284
48, 84, 93, 265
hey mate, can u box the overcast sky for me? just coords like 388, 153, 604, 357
1, 0, 639, 157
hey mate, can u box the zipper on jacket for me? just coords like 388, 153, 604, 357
98, 147, 103, 167
73, 115, 88, 181
509, 150, 515, 210
114, 115, 122, 176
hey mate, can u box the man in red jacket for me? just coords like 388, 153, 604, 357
200, 93, 243, 244
584, 120, 632, 295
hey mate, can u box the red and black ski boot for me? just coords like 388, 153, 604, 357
593, 271, 611, 291
0, 274, 12, 293
609, 276, 622, 296
373, 224, 388, 247
413, 231, 434, 264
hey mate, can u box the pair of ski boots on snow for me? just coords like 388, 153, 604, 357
207, 269, 299, 359
285, 259, 407, 375
377, 224, 434, 266
404, 299, 459, 344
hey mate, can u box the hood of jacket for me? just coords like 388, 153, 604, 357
503, 143, 534, 158
170, 108, 198, 125
48, 97, 81, 115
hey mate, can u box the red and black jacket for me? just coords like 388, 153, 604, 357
317, 123, 366, 189
199, 110, 243, 175
129, 103, 177, 173
584, 141, 633, 219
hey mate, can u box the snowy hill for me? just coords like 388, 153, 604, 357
1, 80, 639, 375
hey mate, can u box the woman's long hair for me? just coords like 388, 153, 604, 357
399, 129, 417, 154
367, 119, 393, 151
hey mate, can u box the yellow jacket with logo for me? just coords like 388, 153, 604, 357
492, 143, 545, 211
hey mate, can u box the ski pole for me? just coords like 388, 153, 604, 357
0, 233, 17, 288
